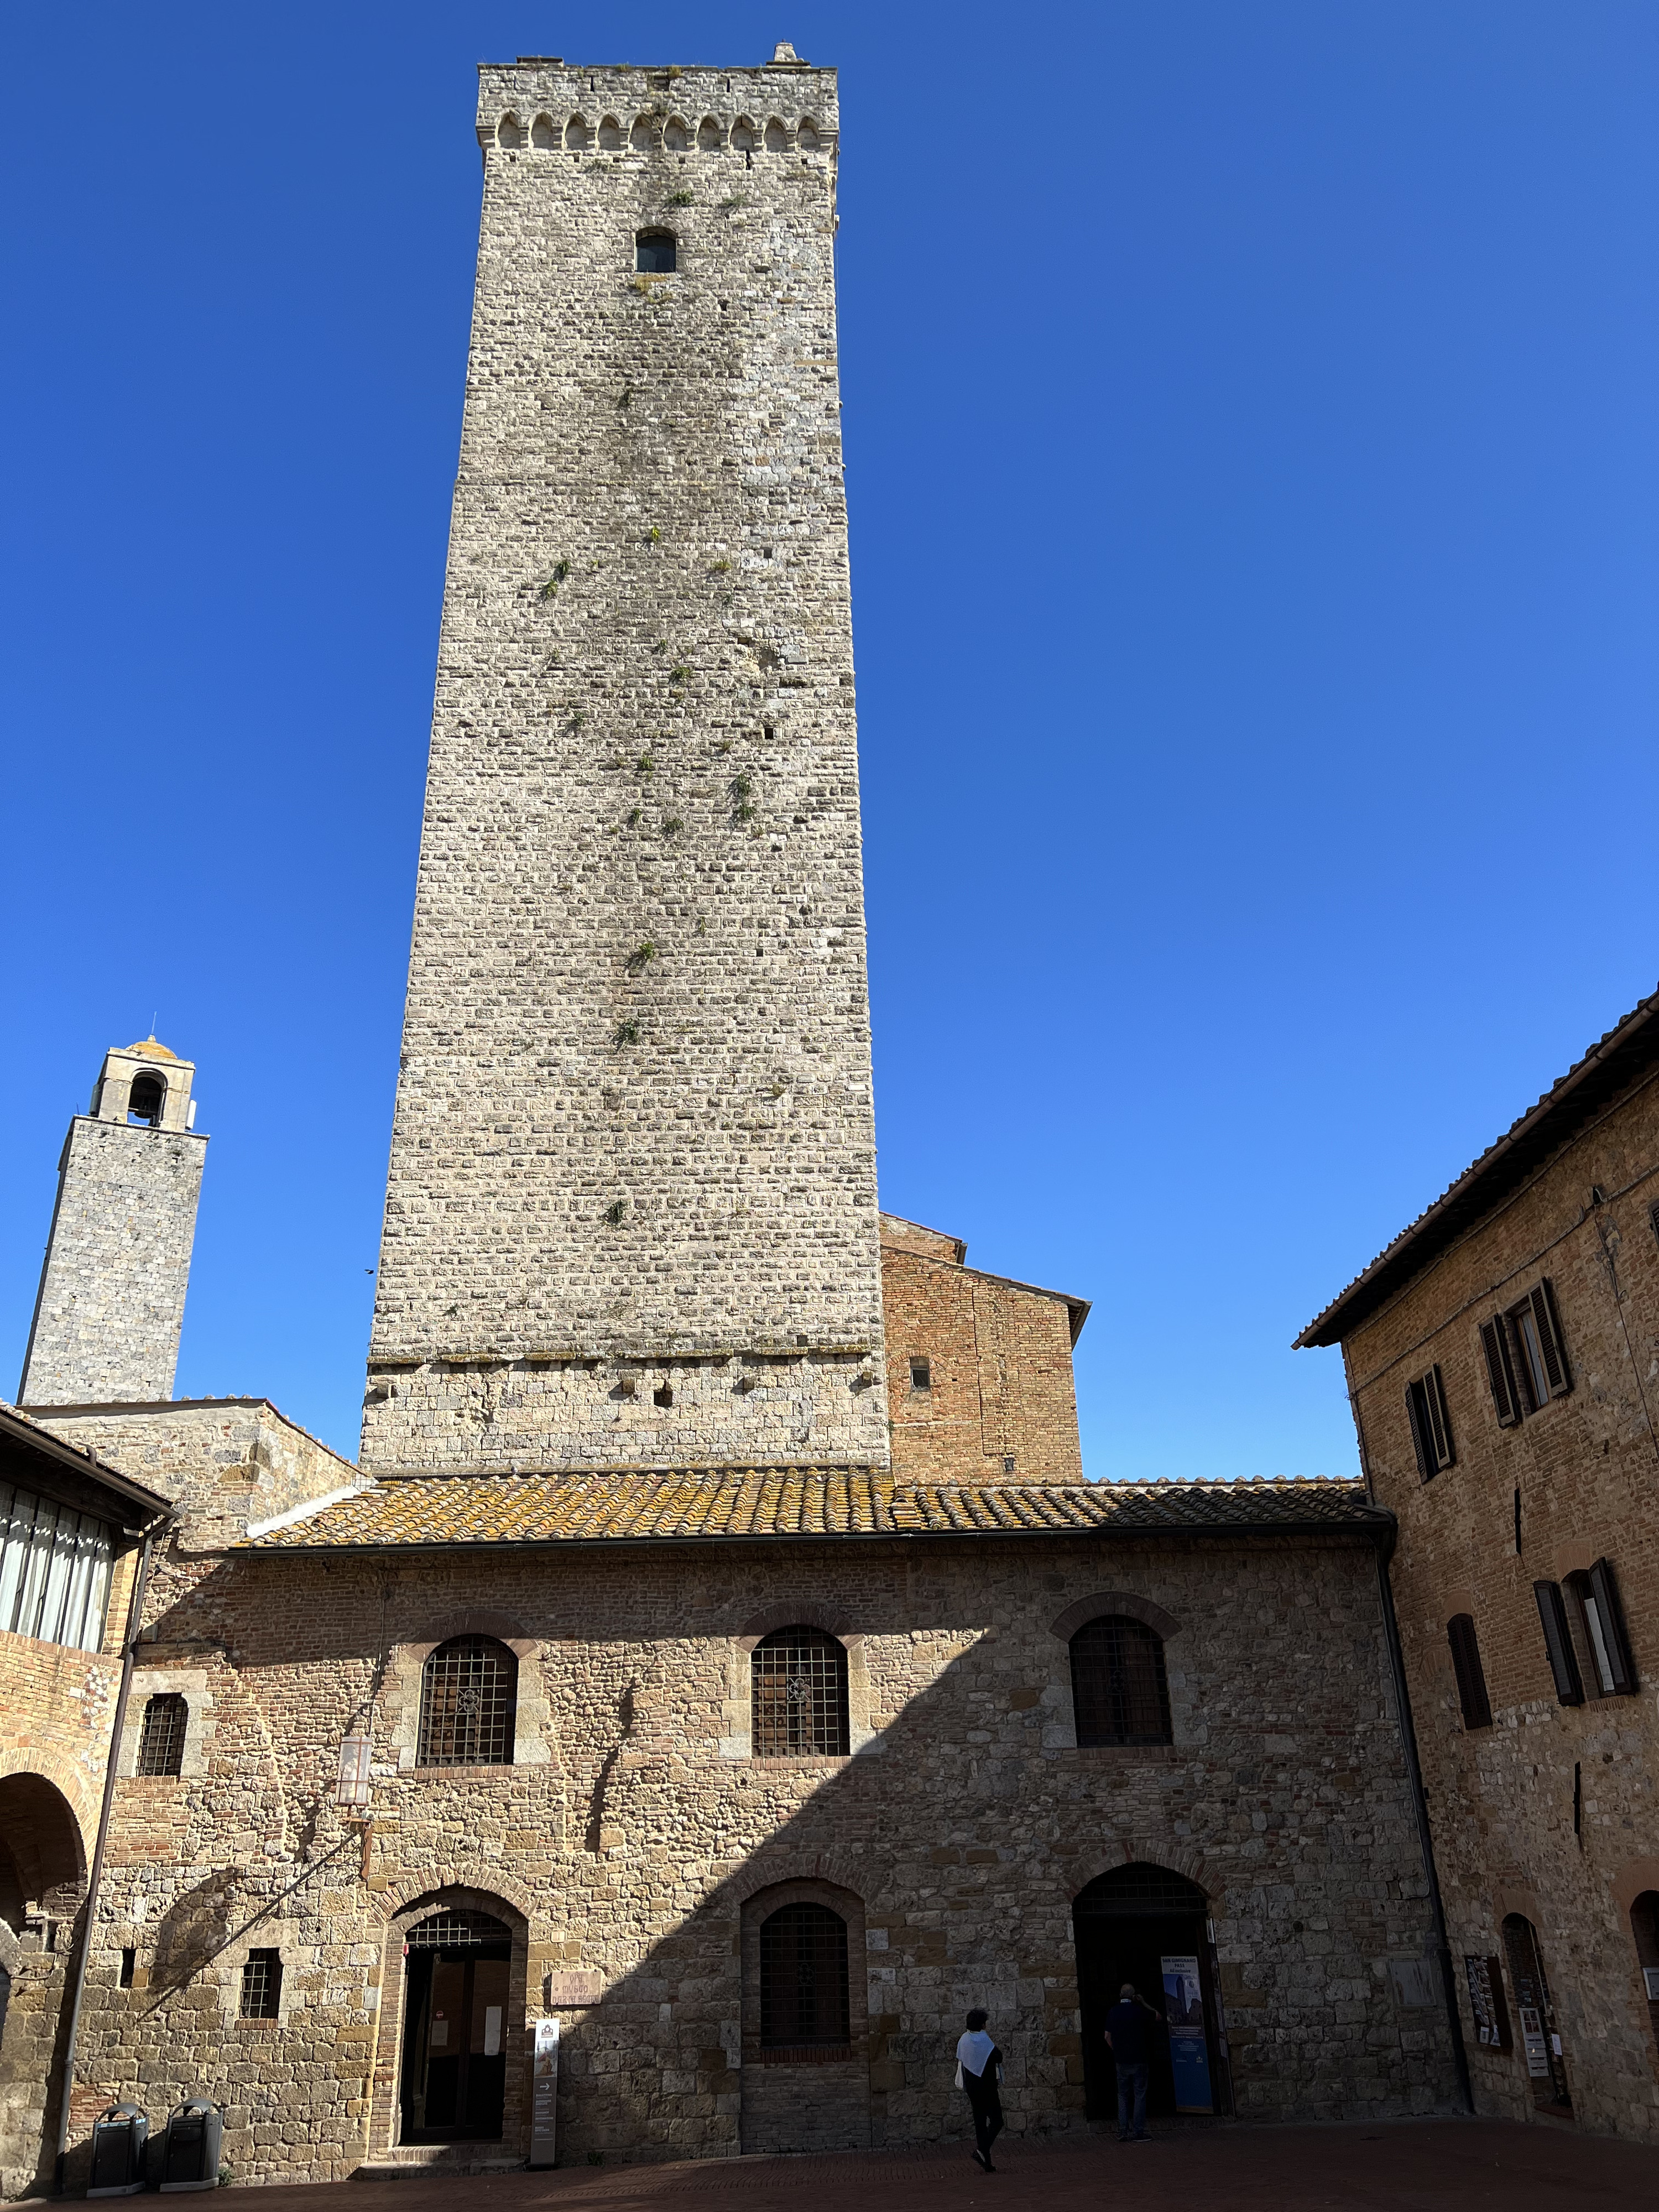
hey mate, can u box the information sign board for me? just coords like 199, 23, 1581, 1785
530, 2017, 560, 2168
1160, 1954, 1213, 2114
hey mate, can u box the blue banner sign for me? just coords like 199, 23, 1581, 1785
1161, 1954, 1213, 2114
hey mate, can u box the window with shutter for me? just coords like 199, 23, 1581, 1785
1585, 1559, 1636, 1694
1406, 1366, 1454, 1479
1479, 1319, 1520, 1427
1533, 1582, 1584, 1705
1446, 1615, 1493, 1729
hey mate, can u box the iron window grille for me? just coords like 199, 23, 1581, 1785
1446, 1615, 1493, 1729
406, 1911, 510, 1949
759, 1901, 850, 2050
1069, 1616, 1173, 1747
1405, 1365, 1455, 1479
135, 1693, 188, 1776
751, 1628, 849, 1757
239, 1949, 282, 2020
416, 1638, 517, 1767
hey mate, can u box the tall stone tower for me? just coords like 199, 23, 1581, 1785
362, 49, 888, 1474
19, 1039, 206, 1406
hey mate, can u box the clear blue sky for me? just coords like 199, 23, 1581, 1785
3, 3, 1656, 1478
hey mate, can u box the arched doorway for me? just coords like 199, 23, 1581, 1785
398, 1910, 512, 2143
1501, 1914, 1571, 2114
1073, 1863, 1226, 2121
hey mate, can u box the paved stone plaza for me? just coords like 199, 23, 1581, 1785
211, 2120, 1653, 2212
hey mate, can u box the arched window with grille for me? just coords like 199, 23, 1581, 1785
750, 1626, 849, 1756
1070, 1615, 1172, 1746
759, 1901, 849, 2052
417, 1637, 517, 1767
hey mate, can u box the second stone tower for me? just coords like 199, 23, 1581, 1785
363, 51, 887, 1474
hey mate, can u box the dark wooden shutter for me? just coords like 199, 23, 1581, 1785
1480, 1319, 1520, 1427
1446, 1615, 1493, 1729
1425, 1365, 1454, 1469
1530, 1281, 1571, 1397
1587, 1558, 1636, 1694
1533, 1581, 1584, 1705
1405, 1381, 1433, 1480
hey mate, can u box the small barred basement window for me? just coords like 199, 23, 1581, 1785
1070, 1616, 1173, 1747
136, 1692, 188, 1776
751, 1627, 849, 1757
759, 1901, 849, 2049
635, 228, 676, 273
417, 1637, 517, 1766
239, 1948, 281, 2020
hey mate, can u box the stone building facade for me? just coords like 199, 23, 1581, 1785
0, 1405, 170, 2198
19, 1041, 205, 1408
366, 46, 885, 1475
1299, 987, 1659, 2140
3, 44, 1475, 2190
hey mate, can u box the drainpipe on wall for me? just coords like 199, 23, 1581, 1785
53, 1519, 167, 2195
1349, 1368, 1474, 2116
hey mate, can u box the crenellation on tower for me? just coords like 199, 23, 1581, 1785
363, 55, 883, 1473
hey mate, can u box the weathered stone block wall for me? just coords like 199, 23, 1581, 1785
36, 1400, 363, 1548
1344, 1065, 1659, 2137
65, 1526, 1455, 2182
366, 57, 886, 1473
19, 1120, 205, 1406
881, 1233, 1084, 1484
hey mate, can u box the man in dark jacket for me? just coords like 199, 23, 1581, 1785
1102, 1982, 1162, 2142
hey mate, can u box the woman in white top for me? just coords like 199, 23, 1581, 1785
956, 2007, 1004, 2172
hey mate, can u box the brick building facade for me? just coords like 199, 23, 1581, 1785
1300, 988, 1659, 2141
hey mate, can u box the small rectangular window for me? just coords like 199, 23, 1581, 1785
119, 1947, 135, 1989
335, 1736, 372, 1808
909, 1357, 930, 1391
135, 1693, 187, 1777
239, 1948, 281, 2020
1406, 1365, 1455, 1478
1447, 1615, 1493, 1729
1533, 1582, 1584, 1705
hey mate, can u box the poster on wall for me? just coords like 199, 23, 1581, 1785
1517, 2006, 1551, 2080
530, 2016, 560, 2168
1160, 1955, 1213, 2114
1462, 1956, 1510, 2051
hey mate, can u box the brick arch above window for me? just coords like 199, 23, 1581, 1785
721, 1853, 868, 1910
401, 1609, 540, 1664
1050, 1590, 1181, 1642
1610, 1858, 1659, 1916
735, 1603, 861, 1652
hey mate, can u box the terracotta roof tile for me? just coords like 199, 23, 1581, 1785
241, 1468, 1381, 1550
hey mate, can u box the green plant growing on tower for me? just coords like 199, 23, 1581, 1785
666, 189, 693, 207
617, 387, 634, 409
612, 1021, 640, 1046
627, 940, 658, 971
571, 708, 587, 729
627, 807, 642, 828
603, 1199, 628, 1226
647, 525, 662, 545
653, 639, 667, 653
637, 753, 655, 775
720, 195, 745, 211
708, 559, 731, 574
663, 815, 684, 836
539, 559, 570, 599
670, 664, 691, 682
714, 739, 732, 755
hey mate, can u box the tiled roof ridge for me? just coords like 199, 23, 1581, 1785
1296, 984, 1659, 1349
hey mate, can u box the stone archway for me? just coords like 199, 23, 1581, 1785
0, 1772, 88, 2198
1072, 1860, 1226, 2124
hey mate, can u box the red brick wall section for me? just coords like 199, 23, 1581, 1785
881, 1242, 1083, 1485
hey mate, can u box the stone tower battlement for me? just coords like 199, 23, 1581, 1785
19, 1039, 206, 1407
362, 48, 886, 1474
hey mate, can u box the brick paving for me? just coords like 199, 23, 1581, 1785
242, 2119, 1652, 2212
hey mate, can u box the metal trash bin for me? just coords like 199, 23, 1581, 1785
156, 2098, 223, 2193
87, 2103, 149, 2197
